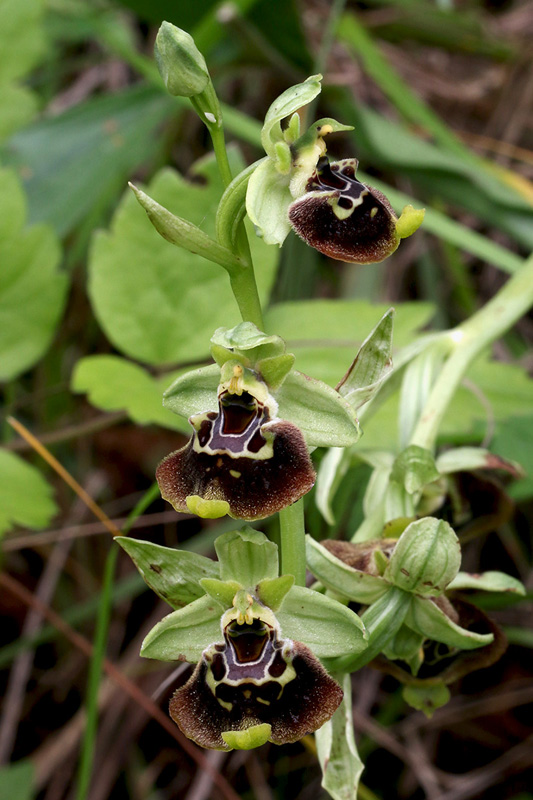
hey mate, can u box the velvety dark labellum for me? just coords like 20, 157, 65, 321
288, 157, 399, 264
156, 383, 315, 520
169, 620, 343, 749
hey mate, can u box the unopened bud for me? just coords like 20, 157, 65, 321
155, 21, 209, 98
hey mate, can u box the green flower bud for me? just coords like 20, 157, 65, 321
155, 21, 210, 98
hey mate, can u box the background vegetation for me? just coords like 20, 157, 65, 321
1, 1, 532, 798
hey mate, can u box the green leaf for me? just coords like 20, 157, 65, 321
386, 518, 460, 596
115, 537, 219, 609
336, 308, 394, 410
276, 370, 361, 448
5, 86, 174, 236
0, 760, 34, 800
89, 152, 276, 365
276, 585, 367, 660
0, 168, 66, 381
215, 528, 279, 585
316, 674, 363, 800
246, 156, 294, 246
0, 85, 38, 142
306, 536, 387, 604
448, 571, 525, 595
140, 594, 222, 662
71, 355, 189, 432
264, 300, 435, 387
402, 683, 451, 718
406, 596, 494, 649
391, 445, 440, 495
261, 74, 322, 158
0, 450, 58, 538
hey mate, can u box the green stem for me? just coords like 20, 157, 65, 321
279, 499, 306, 586
75, 484, 160, 800
411, 251, 533, 450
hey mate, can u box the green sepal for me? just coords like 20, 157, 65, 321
221, 724, 272, 751
210, 322, 286, 366
115, 536, 218, 609
256, 574, 295, 611
402, 683, 451, 718
395, 205, 425, 239
129, 183, 242, 274
246, 156, 294, 246
140, 595, 223, 662
436, 447, 524, 477
199, 578, 242, 608
385, 517, 460, 596
261, 74, 322, 159
162, 364, 219, 420
154, 22, 209, 98
327, 587, 411, 672
316, 674, 363, 800
276, 370, 361, 447
276, 585, 367, 660
305, 536, 388, 604
406, 596, 494, 650
391, 445, 440, 495
336, 308, 394, 411
447, 571, 526, 595
215, 528, 279, 586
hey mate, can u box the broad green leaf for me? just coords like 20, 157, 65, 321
306, 536, 388, 604
276, 585, 367, 660
275, 370, 361, 447
71, 355, 189, 432
0, 168, 66, 381
246, 156, 294, 245
215, 528, 279, 585
337, 308, 394, 410
391, 445, 440, 494
402, 683, 451, 718
316, 674, 363, 800
406, 596, 494, 649
0, 450, 58, 538
386, 518, 460, 596
140, 594, 222, 662
0, 85, 37, 142
115, 537, 219, 608
264, 300, 435, 387
448, 571, 525, 595
89, 152, 276, 365
0, 760, 34, 800
261, 74, 322, 158
5, 86, 175, 235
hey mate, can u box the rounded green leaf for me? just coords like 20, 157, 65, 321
0, 449, 58, 538
276, 585, 367, 660
386, 517, 461, 596
140, 595, 223, 662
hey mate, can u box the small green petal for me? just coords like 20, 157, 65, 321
406, 596, 494, 649
222, 724, 272, 750
200, 578, 242, 607
215, 528, 279, 586
395, 205, 425, 239
186, 495, 229, 519
256, 353, 295, 391
256, 574, 295, 611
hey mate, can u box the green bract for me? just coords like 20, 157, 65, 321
125, 529, 368, 751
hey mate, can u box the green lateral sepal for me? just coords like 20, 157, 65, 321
406, 596, 494, 650
140, 595, 223, 662
305, 536, 388, 604
447, 571, 526, 595
215, 528, 279, 585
